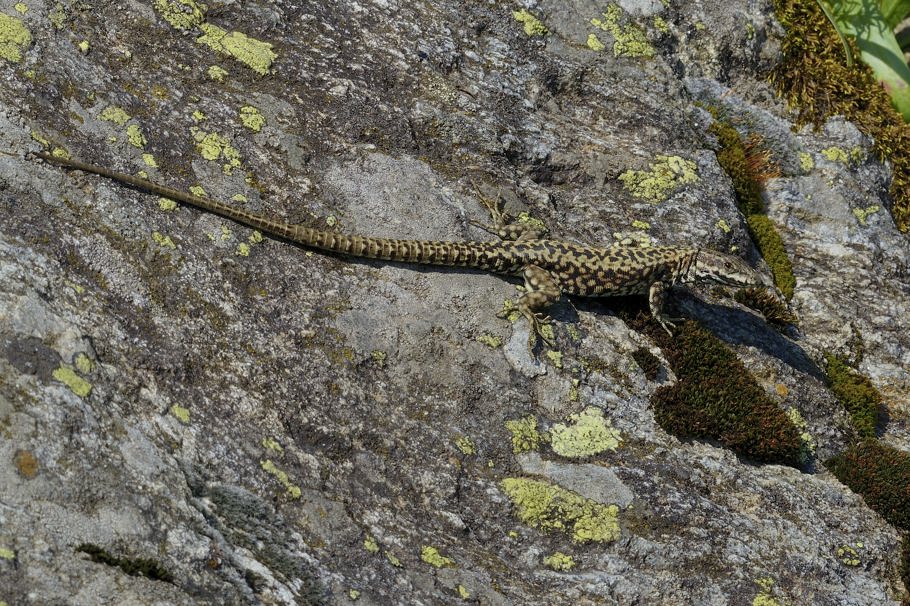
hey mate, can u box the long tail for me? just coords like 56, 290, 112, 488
34, 152, 514, 270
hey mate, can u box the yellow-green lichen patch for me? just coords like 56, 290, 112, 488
158, 197, 177, 211
619, 155, 698, 203
550, 406, 622, 458
476, 332, 502, 348
517, 211, 547, 230
591, 5, 655, 58
191, 128, 241, 173
505, 415, 544, 454
14, 3, 27, 14
799, 152, 815, 172
752, 577, 781, 606
77, 40, 89, 54
631, 219, 650, 230
420, 545, 456, 568
786, 407, 815, 464
30, 130, 49, 146
0, 13, 32, 63
99, 105, 130, 126
169, 404, 190, 423
126, 124, 146, 149
152, 231, 176, 249
586, 33, 606, 51
852, 205, 880, 226
512, 9, 548, 37
74, 352, 93, 373
369, 350, 386, 367
52, 365, 91, 397
457, 585, 470, 599
262, 437, 283, 453
652, 16, 669, 33
220, 225, 232, 241
190, 185, 207, 197
0, 547, 14, 560
231, 193, 247, 203
500, 477, 620, 543
236, 242, 251, 256
385, 551, 402, 567
543, 551, 575, 571
239, 105, 265, 132
820, 146, 849, 163
454, 436, 475, 455
154, 0, 205, 30
207, 65, 227, 81
349, 589, 360, 600
192, 109, 207, 122
836, 544, 861, 566
715, 218, 731, 233
49, 3, 65, 29
196, 23, 276, 75
363, 536, 379, 553
260, 459, 301, 499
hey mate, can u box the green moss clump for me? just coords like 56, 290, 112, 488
76, 543, 174, 582
631, 347, 661, 380
704, 107, 796, 300
771, 0, 910, 231
631, 316, 802, 466
824, 354, 881, 438
826, 440, 910, 530
745, 214, 796, 300
708, 113, 765, 216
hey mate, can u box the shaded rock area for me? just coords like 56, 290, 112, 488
0, 0, 908, 604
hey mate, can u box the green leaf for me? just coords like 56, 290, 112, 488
819, 0, 910, 121
879, 0, 910, 29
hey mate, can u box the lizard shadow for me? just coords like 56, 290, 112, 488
574, 290, 824, 380
675, 293, 824, 380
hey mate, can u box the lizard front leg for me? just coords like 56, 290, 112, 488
648, 281, 681, 336
508, 264, 562, 349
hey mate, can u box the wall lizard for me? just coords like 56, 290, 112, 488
33, 151, 772, 340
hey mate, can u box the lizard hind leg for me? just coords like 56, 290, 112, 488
501, 264, 562, 349
468, 182, 548, 242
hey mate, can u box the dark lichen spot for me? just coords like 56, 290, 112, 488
771, 0, 910, 231
826, 440, 910, 530
626, 313, 803, 467
824, 353, 883, 438
76, 543, 174, 583
631, 347, 661, 380
735, 287, 798, 328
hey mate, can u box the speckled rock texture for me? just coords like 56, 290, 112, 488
0, 0, 908, 604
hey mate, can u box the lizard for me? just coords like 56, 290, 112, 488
32, 151, 773, 341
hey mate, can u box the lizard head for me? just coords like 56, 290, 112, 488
692, 249, 773, 289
